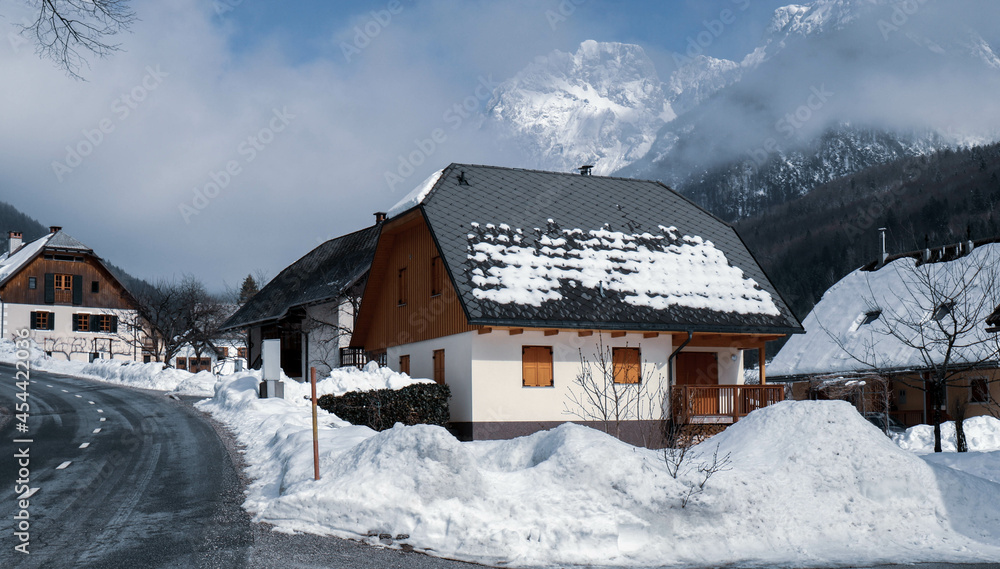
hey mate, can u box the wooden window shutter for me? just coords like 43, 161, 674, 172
110, 316, 118, 333
30, 312, 37, 329
89, 314, 100, 331
433, 349, 444, 384
72, 274, 83, 305
72, 314, 80, 332
613, 348, 640, 384
398, 268, 408, 305
48, 313, 55, 331
522, 346, 553, 387
44, 273, 55, 304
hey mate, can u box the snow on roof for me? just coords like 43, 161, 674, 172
0, 234, 52, 284
770, 242, 1000, 377
468, 221, 780, 315
386, 169, 444, 219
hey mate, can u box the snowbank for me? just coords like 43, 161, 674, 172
894, 416, 1000, 453
197, 383, 1000, 567
0, 338, 213, 396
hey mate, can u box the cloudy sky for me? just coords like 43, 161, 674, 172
0, 0, 791, 291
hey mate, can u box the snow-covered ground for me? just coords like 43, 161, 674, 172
9, 338, 1000, 567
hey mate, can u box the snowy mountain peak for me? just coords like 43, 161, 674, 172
486, 41, 674, 176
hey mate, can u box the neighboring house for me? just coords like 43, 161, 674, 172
349, 164, 803, 443
0, 227, 145, 361
220, 222, 382, 380
172, 338, 248, 375
769, 238, 1000, 426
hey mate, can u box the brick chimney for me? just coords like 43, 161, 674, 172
374, 212, 387, 223
8, 231, 22, 255
49, 226, 62, 234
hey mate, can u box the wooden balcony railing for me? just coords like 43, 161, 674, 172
673, 385, 785, 425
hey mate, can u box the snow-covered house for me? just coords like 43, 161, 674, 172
350, 164, 803, 443
769, 239, 1000, 426
220, 223, 381, 380
0, 227, 145, 361
171, 338, 248, 375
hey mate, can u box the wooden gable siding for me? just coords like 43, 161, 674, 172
0, 254, 133, 309
352, 211, 475, 351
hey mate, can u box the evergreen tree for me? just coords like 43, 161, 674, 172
238, 274, 259, 304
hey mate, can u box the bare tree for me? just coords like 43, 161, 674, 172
563, 333, 661, 445
20, 0, 136, 78
131, 275, 227, 366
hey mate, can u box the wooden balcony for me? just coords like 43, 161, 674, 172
673, 385, 785, 425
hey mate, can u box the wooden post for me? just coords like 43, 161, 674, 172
311, 367, 320, 481
758, 345, 767, 385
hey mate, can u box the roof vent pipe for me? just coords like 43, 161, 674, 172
878, 227, 888, 267
374, 212, 386, 224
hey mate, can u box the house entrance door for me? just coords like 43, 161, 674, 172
675, 352, 720, 415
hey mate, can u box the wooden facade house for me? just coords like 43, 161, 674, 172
769, 238, 1000, 426
220, 223, 382, 380
0, 226, 145, 361
350, 164, 803, 444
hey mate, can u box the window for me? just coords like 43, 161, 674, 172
237, 347, 247, 359
218, 347, 229, 358
399, 355, 410, 375
54, 274, 73, 304
522, 346, 553, 387
176, 357, 188, 370
861, 310, 881, 325
30, 311, 54, 330
932, 301, 955, 321
433, 349, 445, 384
143, 355, 152, 363
97, 315, 117, 333
971, 378, 991, 404
91, 281, 100, 294
612, 347, 641, 384
431, 256, 443, 296
28, 277, 36, 289
73, 313, 90, 332
397, 268, 408, 306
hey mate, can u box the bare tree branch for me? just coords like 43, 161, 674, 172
21, 0, 136, 79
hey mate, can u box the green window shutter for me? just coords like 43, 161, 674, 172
89, 314, 100, 331
72, 275, 83, 305
29, 312, 37, 330
44, 274, 55, 304
72, 314, 79, 332
110, 316, 118, 333
48, 313, 55, 331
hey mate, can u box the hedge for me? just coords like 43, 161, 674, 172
317, 383, 451, 431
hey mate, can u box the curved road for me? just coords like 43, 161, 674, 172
0, 364, 477, 568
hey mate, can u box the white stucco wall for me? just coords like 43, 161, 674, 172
6, 303, 141, 362
387, 332, 474, 421
470, 330, 676, 423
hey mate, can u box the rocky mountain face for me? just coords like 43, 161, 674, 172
488, 0, 1000, 221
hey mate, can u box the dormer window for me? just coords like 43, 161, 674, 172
932, 302, 955, 322
861, 310, 881, 325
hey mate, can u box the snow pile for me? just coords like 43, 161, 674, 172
315, 361, 434, 396
468, 221, 779, 315
386, 169, 443, 219
895, 416, 1000, 453
198, 388, 1000, 566
0, 338, 210, 395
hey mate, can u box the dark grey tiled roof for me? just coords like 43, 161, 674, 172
46, 231, 92, 251
221, 225, 381, 330
418, 164, 802, 333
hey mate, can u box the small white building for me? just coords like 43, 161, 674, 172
0, 227, 144, 361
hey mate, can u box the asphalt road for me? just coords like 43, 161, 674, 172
0, 364, 478, 568
1, 364, 997, 569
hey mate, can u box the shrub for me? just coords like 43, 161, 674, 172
317, 383, 451, 431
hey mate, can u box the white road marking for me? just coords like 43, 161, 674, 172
97, 409, 103, 413
47, 384, 53, 387
99, 418, 106, 422
89, 401, 95, 404
79, 443, 90, 449
75, 395, 82, 398
56, 461, 72, 470
61, 389, 68, 393
92, 428, 101, 434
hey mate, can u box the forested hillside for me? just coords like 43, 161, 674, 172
736, 142, 1000, 322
